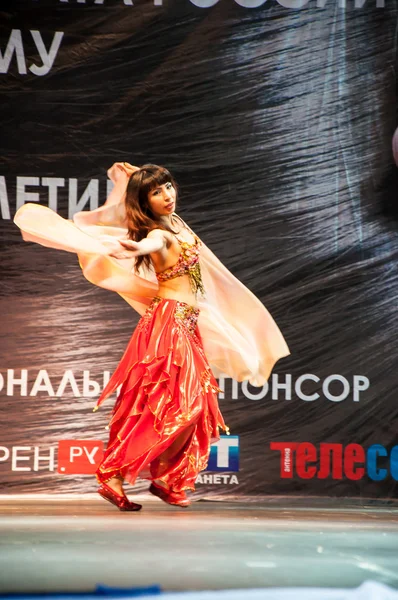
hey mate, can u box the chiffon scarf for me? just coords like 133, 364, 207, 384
13, 170, 290, 386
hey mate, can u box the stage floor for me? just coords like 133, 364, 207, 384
1, 497, 398, 593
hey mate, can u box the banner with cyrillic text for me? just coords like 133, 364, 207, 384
1, 0, 397, 500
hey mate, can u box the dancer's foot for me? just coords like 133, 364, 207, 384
98, 481, 142, 512
149, 482, 190, 507
104, 475, 124, 495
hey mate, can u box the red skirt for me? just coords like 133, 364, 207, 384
96, 297, 227, 492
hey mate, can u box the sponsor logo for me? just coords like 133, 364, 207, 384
271, 442, 398, 481
196, 436, 240, 484
58, 440, 104, 474
207, 436, 239, 472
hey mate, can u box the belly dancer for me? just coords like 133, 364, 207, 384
14, 161, 290, 512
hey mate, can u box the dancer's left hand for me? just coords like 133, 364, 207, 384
100, 235, 141, 259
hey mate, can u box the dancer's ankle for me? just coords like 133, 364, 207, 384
106, 476, 124, 495
154, 479, 168, 490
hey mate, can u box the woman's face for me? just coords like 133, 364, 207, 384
147, 181, 176, 217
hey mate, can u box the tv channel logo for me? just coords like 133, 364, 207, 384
207, 436, 239, 472
58, 440, 104, 474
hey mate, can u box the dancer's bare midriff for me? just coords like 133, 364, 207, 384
156, 276, 198, 307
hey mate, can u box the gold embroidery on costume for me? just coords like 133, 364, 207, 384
156, 236, 205, 297
175, 302, 200, 336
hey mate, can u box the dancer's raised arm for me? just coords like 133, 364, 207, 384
102, 229, 167, 260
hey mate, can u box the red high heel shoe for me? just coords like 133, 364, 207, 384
98, 482, 142, 512
149, 482, 190, 507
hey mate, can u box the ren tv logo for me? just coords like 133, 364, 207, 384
57, 436, 239, 475
57, 440, 103, 474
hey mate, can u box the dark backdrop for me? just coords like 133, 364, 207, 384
1, 0, 397, 499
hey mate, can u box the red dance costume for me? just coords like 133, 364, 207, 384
95, 230, 227, 493
14, 166, 291, 505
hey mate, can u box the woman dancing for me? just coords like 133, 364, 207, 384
94, 162, 228, 511
14, 161, 290, 512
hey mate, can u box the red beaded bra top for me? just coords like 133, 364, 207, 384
155, 232, 205, 297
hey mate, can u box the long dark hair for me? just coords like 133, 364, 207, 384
125, 164, 179, 272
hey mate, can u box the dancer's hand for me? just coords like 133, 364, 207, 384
100, 236, 141, 259
107, 162, 139, 183
101, 232, 165, 258
117, 239, 142, 256
121, 162, 139, 176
